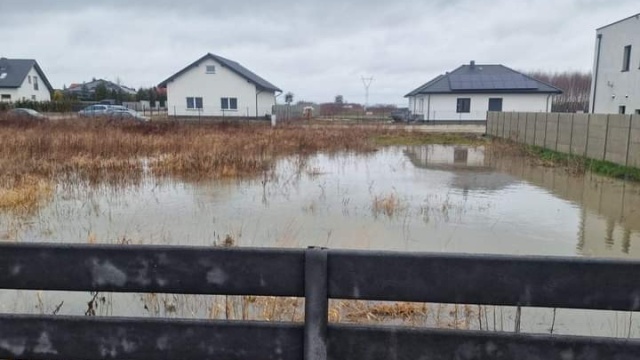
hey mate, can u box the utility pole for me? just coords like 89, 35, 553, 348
361, 76, 373, 112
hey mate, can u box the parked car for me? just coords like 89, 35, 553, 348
389, 108, 417, 123
78, 104, 112, 117
8, 108, 48, 121
107, 108, 149, 122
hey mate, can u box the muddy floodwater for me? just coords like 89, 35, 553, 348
2, 145, 640, 337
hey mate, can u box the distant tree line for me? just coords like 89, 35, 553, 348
526, 71, 592, 113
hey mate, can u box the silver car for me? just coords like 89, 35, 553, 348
107, 108, 149, 122
78, 104, 112, 116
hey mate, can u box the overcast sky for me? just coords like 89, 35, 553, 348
1, 1, 638, 105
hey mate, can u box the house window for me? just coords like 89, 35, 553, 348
31, 95, 36, 100
33, 76, 39, 91
488, 98, 503, 112
619, 105, 626, 114
622, 45, 631, 71
206, 65, 216, 74
221, 97, 238, 110
1, 94, 11, 101
28, 76, 31, 84
186, 97, 203, 109
635, 109, 640, 115
0, 73, 7, 79
456, 98, 471, 113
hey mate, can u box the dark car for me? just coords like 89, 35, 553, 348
389, 108, 417, 123
8, 108, 48, 121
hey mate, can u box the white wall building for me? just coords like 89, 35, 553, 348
405, 61, 562, 121
159, 53, 281, 118
0, 58, 53, 102
590, 13, 640, 115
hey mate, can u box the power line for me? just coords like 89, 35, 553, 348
361, 76, 374, 111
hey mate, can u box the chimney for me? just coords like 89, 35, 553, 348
470, 60, 476, 68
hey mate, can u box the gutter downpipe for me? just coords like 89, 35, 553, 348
592, 33, 603, 114
427, 95, 431, 121
546, 94, 552, 112
256, 89, 264, 118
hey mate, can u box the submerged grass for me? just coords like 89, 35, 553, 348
0, 175, 54, 215
523, 145, 640, 182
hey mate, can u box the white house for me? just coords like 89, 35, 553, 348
0, 58, 53, 102
405, 61, 562, 121
158, 53, 281, 118
590, 13, 640, 115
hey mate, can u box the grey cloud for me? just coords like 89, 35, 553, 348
1, 0, 639, 105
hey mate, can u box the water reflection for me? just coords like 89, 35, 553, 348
405, 145, 640, 259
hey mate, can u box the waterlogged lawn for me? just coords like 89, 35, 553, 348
2, 140, 640, 338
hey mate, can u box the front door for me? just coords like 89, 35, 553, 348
488, 98, 503, 112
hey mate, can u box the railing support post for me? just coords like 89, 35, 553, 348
304, 247, 328, 360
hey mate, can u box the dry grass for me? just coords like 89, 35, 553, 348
0, 175, 53, 215
372, 193, 406, 218
0, 117, 482, 212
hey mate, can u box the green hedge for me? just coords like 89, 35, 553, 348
0, 100, 88, 113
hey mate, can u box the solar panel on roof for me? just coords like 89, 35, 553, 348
449, 74, 538, 91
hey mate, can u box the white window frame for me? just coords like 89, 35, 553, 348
221, 97, 238, 111
186, 96, 203, 110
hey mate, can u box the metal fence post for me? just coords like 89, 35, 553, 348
304, 247, 328, 360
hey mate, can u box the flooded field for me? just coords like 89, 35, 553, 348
2, 142, 640, 338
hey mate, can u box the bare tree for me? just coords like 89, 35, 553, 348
526, 71, 592, 113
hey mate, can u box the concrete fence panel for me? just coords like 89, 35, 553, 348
509, 113, 517, 141
518, 113, 527, 142
605, 115, 632, 166
489, 111, 639, 170
505, 112, 513, 140
534, 113, 547, 147
570, 114, 589, 156
629, 115, 640, 168
486, 112, 495, 135
586, 114, 609, 160
525, 113, 536, 145
556, 114, 574, 154
545, 113, 560, 151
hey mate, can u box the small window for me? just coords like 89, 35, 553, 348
31, 95, 36, 100
186, 97, 203, 109
33, 76, 39, 91
456, 98, 471, 113
0, 73, 7, 79
635, 109, 640, 115
221, 97, 238, 110
488, 98, 503, 112
619, 105, 626, 114
1, 94, 11, 101
28, 76, 31, 84
206, 65, 216, 74
622, 45, 631, 71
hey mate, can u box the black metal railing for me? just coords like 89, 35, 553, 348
1, 243, 640, 359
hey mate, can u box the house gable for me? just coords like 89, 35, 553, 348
0, 58, 54, 94
158, 53, 281, 93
